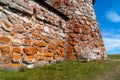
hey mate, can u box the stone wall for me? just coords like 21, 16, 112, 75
0, 0, 107, 70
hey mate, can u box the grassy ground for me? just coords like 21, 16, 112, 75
0, 55, 120, 80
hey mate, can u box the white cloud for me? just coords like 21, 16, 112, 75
103, 37, 120, 51
102, 31, 120, 52
106, 11, 120, 22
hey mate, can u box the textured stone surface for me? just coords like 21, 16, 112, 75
0, 0, 107, 70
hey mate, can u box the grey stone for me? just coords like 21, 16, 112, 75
0, 12, 7, 19
0, 0, 12, 5
9, 3, 23, 12
15, 0, 31, 10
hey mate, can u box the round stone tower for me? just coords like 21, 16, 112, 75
45, 0, 107, 60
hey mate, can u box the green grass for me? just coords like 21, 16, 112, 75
108, 54, 120, 59
0, 55, 120, 80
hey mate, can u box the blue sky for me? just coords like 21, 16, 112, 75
94, 0, 120, 54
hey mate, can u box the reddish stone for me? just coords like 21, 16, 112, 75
67, 37, 73, 41
16, 24, 26, 33
57, 40, 64, 47
53, 54, 59, 60
95, 43, 101, 47
32, 33, 41, 40
36, 47, 42, 53
29, 29, 36, 33
48, 44, 55, 50
79, 41, 87, 47
89, 43, 96, 48
35, 53, 44, 60
23, 39, 32, 46
68, 53, 76, 60
0, 36, 10, 44
12, 38, 21, 46
100, 47, 106, 52
54, 49, 61, 55
10, 31, 17, 36
87, 36, 92, 41
23, 47, 36, 55
12, 47, 21, 53
45, 52, 53, 57
23, 56, 35, 64
74, 23, 80, 28
74, 46, 81, 53
2, 19, 13, 32
6, 63, 23, 69
44, 49, 47, 53
91, 32, 96, 37
54, 45, 59, 50
79, 35, 86, 41
74, 28, 80, 33
66, 45, 73, 53
33, 40, 47, 47
82, 25, 89, 30
11, 53, 22, 63
67, 24, 73, 29
43, 57, 53, 61
95, 28, 100, 33
63, 0, 70, 3
55, 0, 62, 3
43, 37, 50, 43
25, 35, 31, 39
66, 29, 73, 33
68, 41, 76, 46
68, 33, 76, 38
82, 29, 89, 35
1, 46, 11, 56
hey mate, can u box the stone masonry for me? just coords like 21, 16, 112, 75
0, 0, 107, 70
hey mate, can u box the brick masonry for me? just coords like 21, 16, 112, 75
0, 0, 107, 70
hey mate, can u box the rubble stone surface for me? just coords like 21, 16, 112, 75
0, 0, 107, 70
